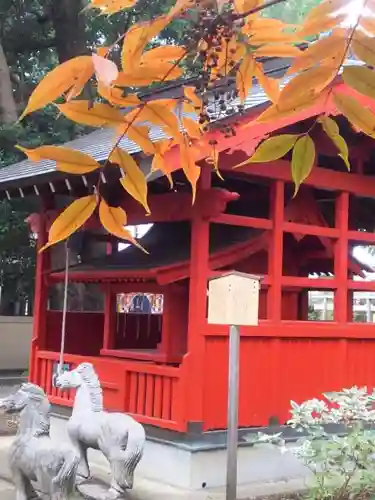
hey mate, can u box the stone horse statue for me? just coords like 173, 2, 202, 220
55, 363, 146, 499
0, 383, 79, 500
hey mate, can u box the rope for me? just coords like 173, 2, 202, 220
58, 239, 69, 374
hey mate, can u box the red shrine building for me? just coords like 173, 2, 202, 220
3, 61, 375, 434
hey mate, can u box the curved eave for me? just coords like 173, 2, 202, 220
48, 230, 268, 285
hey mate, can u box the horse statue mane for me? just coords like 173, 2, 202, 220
75, 362, 103, 412
0, 382, 80, 500
18, 383, 51, 437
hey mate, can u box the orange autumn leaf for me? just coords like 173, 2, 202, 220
154, 138, 174, 155
184, 87, 201, 109
20, 56, 94, 120
116, 122, 156, 155
88, 0, 138, 13
253, 45, 301, 58
121, 16, 169, 71
236, 53, 255, 103
57, 101, 124, 127
360, 16, 375, 35
249, 90, 328, 126
249, 31, 299, 45
299, 12, 346, 37
242, 16, 286, 36
206, 147, 223, 180
277, 66, 337, 109
16, 145, 100, 174
126, 101, 180, 138
183, 101, 198, 115
111, 147, 151, 213
140, 45, 186, 65
255, 63, 280, 103
212, 36, 245, 77
40, 195, 98, 252
97, 83, 141, 107
152, 153, 173, 188
179, 136, 200, 203
287, 30, 347, 75
115, 63, 182, 86
234, 0, 262, 15
96, 46, 110, 57
304, 0, 348, 24
98, 199, 147, 251
182, 117, 202, 138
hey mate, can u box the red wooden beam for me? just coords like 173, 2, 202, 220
283, 222, 339, 238
348, 231, 375, 244
185, 167, 211, 425
348, 280, 375, 290
223, 159, 375, 198
334, 192, 349, 323
281, 276, 337, 289
267, 181, 284, 321
48, 269, 156, 282
211, 213, 272, 229
105, 283, 164, 294
102, 286, 116, 351
204, 320, 375, 339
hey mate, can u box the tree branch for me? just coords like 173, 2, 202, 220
231, 0, 287, 21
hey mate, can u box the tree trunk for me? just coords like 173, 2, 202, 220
50, 0, 87, 63
0, 41, 17, 124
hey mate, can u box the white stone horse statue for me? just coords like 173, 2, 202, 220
0, 383, 79, 500
55, 363, 146, 499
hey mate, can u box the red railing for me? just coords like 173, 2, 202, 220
34, 351, 186, 431
124, 364, 182, 426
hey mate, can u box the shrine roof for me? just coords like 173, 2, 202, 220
50, 221, 261, 281
0, 56, 298, 194
0, 54, 362, 198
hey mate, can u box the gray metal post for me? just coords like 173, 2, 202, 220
226, 324, 240, 500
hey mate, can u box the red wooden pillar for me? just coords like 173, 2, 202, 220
185, 167, 211, 430
159, 285, 188, 362
29, 210, 50, 383
267, 180, 284, 322
102, 286, 116, 350
334, 192, 349, 323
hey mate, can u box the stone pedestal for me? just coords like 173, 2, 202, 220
49, 412, 311, 492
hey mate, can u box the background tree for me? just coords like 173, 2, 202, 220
265, 0, 321, 24
0, 0, 188, 312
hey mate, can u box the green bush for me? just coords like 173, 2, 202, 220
248, 388, 375, 500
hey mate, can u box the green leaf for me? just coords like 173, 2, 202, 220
319, 116, 350, 170
318, 115, 339, 137
291, 135, 316, 195
236, 134, 298, 167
